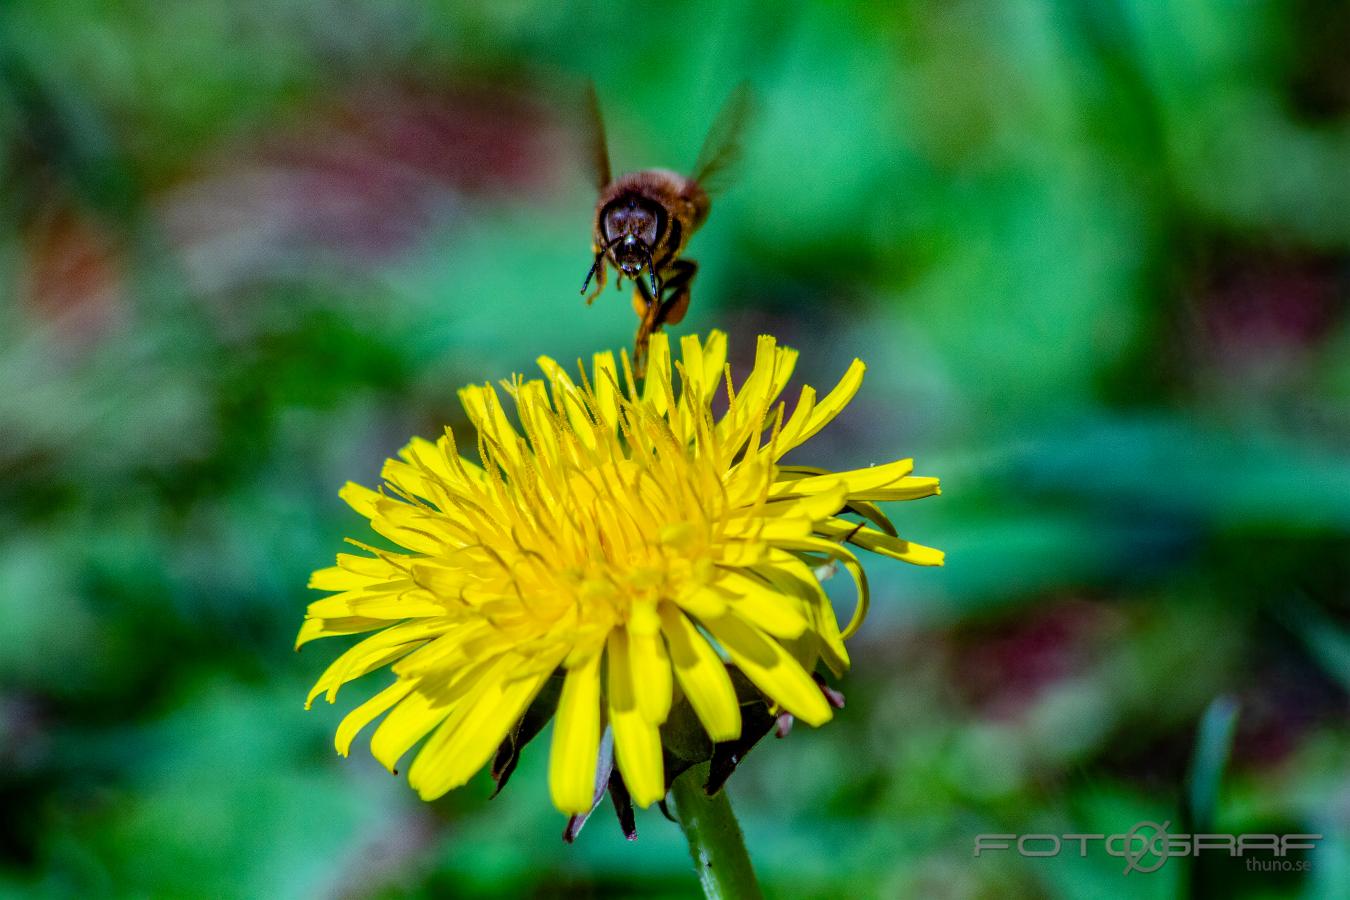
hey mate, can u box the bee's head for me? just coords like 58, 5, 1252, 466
612, 234, 651, 278
581, 195, 664, 298
602, 196, 662, 251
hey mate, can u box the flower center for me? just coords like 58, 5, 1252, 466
553, 456, 712, 625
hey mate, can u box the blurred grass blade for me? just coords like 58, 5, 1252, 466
1275, 597, 1350, 694
1184, 695, 1239, 834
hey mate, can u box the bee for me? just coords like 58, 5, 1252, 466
579, 82, 752, 374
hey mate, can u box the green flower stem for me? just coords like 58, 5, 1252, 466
671, 762, 763, 900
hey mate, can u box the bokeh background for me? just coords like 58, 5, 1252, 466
2, 1, 1348, 897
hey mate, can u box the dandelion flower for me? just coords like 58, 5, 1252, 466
299, 330, 941, 814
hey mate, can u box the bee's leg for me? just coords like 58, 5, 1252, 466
630, 277, 650, 320
631, 277, 659, 378
652, 259, 697, 329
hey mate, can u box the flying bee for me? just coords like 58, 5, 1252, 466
579, 82, 752, 374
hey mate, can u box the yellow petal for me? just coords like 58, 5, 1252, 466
701, 612, 832, 726
305, 619, 445, 706
458, 383, 523, 468
370, 686, 449, 772
775, 359, 865, 455
757, 553, 850, 675
717, 572, 809, 639
335, 679, 413, 756
843, 499, 899, 536
864, 476, 941, 502
409, 655, 557, 800
308, 560, 388, 591
304, 585, 446, 620
381, 458, 437, 506
549, 651, 603, 814
367, 500, 448, 556
629, 626, 673, 724
640, 332, 672, 414
606, 629, 665, 807
716, 335, 796, 451
700, 330, 728, 389
338, 481, 382, 518
771, 459, 914, 498
737, 335, 797, 414
717, 540, 768, 567
399, 435, 460, 486
338, 552, 401, 578
756, 481, 849, 522
409, 561, 470, 598
675, 585, 728, 619
294, 615, 385, 650
775, 385, 815, 447
721, 515, 813, 543
391, 621, 490, 678
308, 640, 424, 708
537, 355, 599, 447
816, 520, 946, 567
772, 536, 872, 639
509, 380, 561, 467
660, 603, 741, 742
677, 330, 727, 409
591, 350, 622, 432
678, 333, 707, 401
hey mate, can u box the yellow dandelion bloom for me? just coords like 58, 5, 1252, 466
299, 330, 941, 814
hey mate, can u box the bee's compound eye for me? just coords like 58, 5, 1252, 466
602, 199, 660, 246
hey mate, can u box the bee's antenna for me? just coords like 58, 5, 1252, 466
580, 248, 605, 295
641, 245, 660, 297
580, 235, 623, 295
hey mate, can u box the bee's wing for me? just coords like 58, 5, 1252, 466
689, 81, 754, 195
582, 80, 612, 191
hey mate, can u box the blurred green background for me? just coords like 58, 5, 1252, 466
2, 1, 1348, 897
